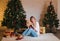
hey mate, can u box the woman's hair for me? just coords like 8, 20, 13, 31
30, 16, 36, 21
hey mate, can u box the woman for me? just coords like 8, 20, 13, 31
22, 16, 40, 37
30, 16, 40, 36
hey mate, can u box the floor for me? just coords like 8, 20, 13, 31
53, 30, 60, 39
2, 33, 60, 41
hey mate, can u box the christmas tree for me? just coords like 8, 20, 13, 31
2, 0, 26, 31
42, 1, 59, 32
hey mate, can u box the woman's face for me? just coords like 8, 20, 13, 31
31, 18, 36, 24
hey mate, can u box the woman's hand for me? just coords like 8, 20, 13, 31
26, 20, 32, 28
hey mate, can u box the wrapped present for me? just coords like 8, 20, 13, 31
5, 29, 14, 37
40, 27, 45, 34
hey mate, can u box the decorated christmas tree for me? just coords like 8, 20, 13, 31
42, 1, 59, 32
2, 0, 26, 31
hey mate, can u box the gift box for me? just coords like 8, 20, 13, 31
40, 27, 45, 34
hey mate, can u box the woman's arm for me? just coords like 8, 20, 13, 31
31, 24, 37, 32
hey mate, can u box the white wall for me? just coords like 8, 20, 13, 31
21, 0, 57, 22
21, 0, 45, 21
